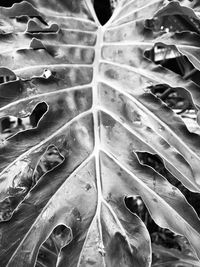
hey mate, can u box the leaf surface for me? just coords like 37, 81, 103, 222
146, 1, 200, 71
152, 244, 200, 267
0, 0, 200, 266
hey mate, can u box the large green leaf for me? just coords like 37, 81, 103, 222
1, 0, 200, 266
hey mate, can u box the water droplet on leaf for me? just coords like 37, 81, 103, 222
158, 125, 164, 131
98, 243, 106, 256
43, 69, 52, 79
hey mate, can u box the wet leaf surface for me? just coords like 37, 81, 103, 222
1, 0, 200, 266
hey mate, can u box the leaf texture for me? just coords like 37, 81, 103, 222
146, 1, 200, 71
0, 0, 200, 266
152, 244, 200, 267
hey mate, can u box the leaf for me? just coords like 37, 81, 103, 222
150, 31, 200, 71
145, 1, 200, 71
0, 0, 200, 266
177, 0, 200, 13
152, 1, 200, 22
152, 244, 200, 267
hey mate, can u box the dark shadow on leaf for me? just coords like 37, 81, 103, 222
0, 145, 64, 222
0, 102, 48, 140
36, 224, 72, 267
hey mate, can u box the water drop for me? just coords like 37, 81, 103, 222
158, 125, 164, 131
98, 243, 106, 257
43, 69, 52, 79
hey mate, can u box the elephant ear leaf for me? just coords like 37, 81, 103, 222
0, 0, 200, 266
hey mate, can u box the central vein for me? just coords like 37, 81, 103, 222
92, 24, 105, 254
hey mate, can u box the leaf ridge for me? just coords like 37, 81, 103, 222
0, 109, 92, 178
6, 154, 94, 266
101, 148, 200, 258
99, 79, 200, 166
